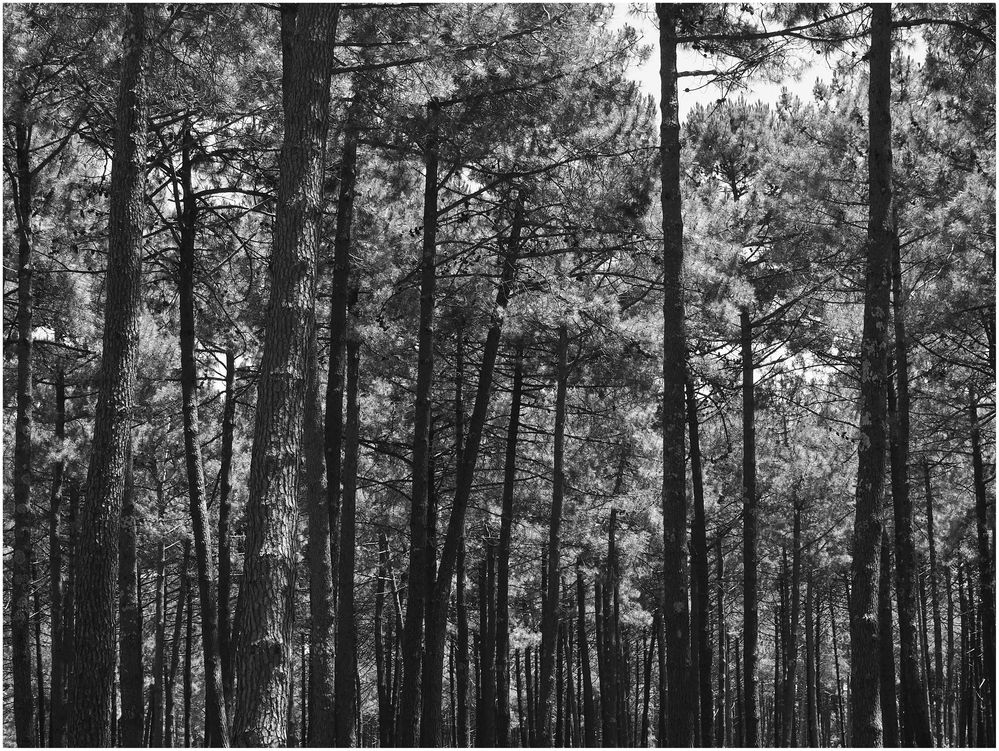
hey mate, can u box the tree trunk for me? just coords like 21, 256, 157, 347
10, 106, 38, 751
848, 5, 892, 745
478, 544, 498, 747
495, 342, 523, 747
457, 538, 470, 747
233, 6, 340, 745
717, 534, 729, 746
304, 322, 335, 746
397, 100, 441, 746
54, 482, 78, 748
657, 5, 693, 746
576, 561, 598, 747
376, 531, 392, 748
878, 531, 900, 747
945, 564, 955, 746
969, 388, 995, 745
177, 125, 231, 748
218, 348, 237, 713
119, 449, 144, 747
32, 559, 46, 748
686, 378, 713, 746
68, 7, 148, 743
829, 586, 846, 746
805, 572, 818, 747
922, 462, 945, 746
150, 477, 168, 748
185, 576, 194, 748
539, 322, 569, 745
782, 505, 802, 747
166, 541, 191, 748
48, 368, 67, 746
419, 195, 522, 746
334, 302, 362, 746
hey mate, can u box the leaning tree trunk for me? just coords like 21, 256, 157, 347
232, 5, 340, 745
495, 341, 524, 747
848, 5, 892, 745
888, 235, 933, 747
656, 4, 693, 745
397, 100, 441, 746
178, 126, 231, 748
539, 322, 569, 746
418, 193, 522, 746
68, 6, 148, 744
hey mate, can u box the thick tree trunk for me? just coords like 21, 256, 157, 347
334, 303, 362, 746
495, 342, 523, 747
166, 541, 191, 748
177, 126, 231, 748
878, 531, 900, 747
11, 112, 37, 751
848, 5, 892, 745
418, 196, 521, 746
397, 100, 441, 746
119, 450, 144, 748
888, 232, 933, 747
539, 322, 569, 745
218, 348, 237, 712
969, 388, 995, 744
657, 5, 693, 745
68, 7, 148, 744
233, 6, 339, 745
686, 378, 714, 746
303, 324, 335, 745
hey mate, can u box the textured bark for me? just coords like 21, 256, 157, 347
878, 531, 900, 747
477, 546, 498, 747
495, 343, 523, 747
150, 476, 168, 748
334, 302, 362, 746
376, 531, 392, 747
10, 110, 37, 751
177, 126, 231, 748
717, 534, 729, 746
118, 450, 144, 748
539, 322, 569, 745
232, 5, 339, 745
303, 323, 335, 745
576, 561, 598, 747
185, 576, 194, 748
922, 462, 945, 746
657, 5, 693, 746
419, 196, 521, 746
740, 307, 760, 749
397, 100, 441, 746
166, 541, 191, 748
31, 559, 46, 748
805, 573, 819, 747
969, 388, 995, 745
888, 235, 933, 747
686, 378, 713, 746
781, 505, 802, 747
848, 5, 892, 745
218, 348, 237, 712
68, 7, 148, 744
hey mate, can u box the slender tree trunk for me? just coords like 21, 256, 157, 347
177, 125, 231, 748
735, 635, 744, 746
48, 368, 67, 746
166, 542, 192, 748
829, 587, 846, 746
478, 545, 498, 747
31, 559, 46, 748
119, 449, 144, 747
233, 6, 339, 745
54, 483, 78, 748
525, 645, 536, 747
657, 6, 693, 745
922, 462, 945, 746
805, 572, 819, 747
577, 561, 598, 747
334, 307, 362, 746
185, 577, 194, 748
969, 388, 995, 745
848, 5, 892, 745
782, 505, 802, 747
68, 7, 148, 743
218, 348, 237, 713
397, 100, 441, 746
419, 197, 522, 746
10, 107, 38, 751
717, 534, 730, 746
304, 322, 335, 745
457, 538, 470, 747
686, 378, 714, 746
150, 482, 168, 748
945, 564, 955, 746
495, 343, 523, 747
878, 531, 900, 747
539, 322, 569, 745
376, 531, 391, 747
516, 650, 527, 747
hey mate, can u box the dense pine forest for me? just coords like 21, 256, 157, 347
2, 2, 995, 748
